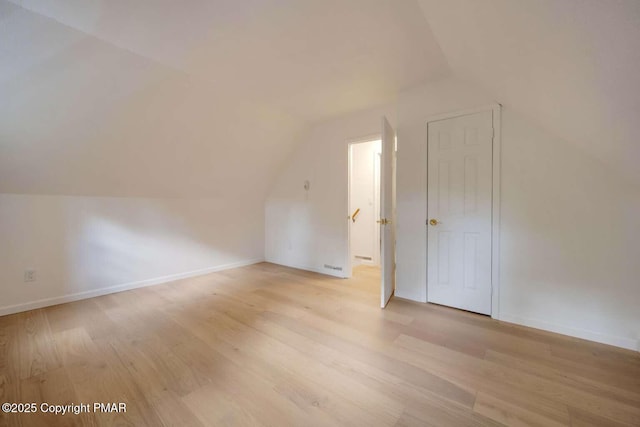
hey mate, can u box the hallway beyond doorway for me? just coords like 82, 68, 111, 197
351, 264, 381, 296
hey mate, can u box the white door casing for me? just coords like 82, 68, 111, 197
381, 116, 395, 308
427, 110, 494, 315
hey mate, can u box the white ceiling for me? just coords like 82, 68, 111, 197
2, 0, 638, 197
418, 0, 640, 185
0, 0, 448, 197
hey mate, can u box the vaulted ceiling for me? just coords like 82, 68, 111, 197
0, 0, 447, 197
1, 0, 638, 197
418, 0, 640, 185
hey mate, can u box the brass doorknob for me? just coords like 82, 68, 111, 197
429, 219, 439, 226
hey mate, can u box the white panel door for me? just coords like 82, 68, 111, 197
381, 116, 395, 308
427, 110, 493, 315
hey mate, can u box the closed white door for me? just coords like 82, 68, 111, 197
381, 116, 395, 308
427, 110, 493, 315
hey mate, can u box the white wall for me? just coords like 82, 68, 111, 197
266, 76, 639, 351
0, 194, 264, 315
396, 77, 640, 351
418, 0, 640, 185
265, 105, 395, 277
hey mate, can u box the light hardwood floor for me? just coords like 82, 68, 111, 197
0, 263, 639, 426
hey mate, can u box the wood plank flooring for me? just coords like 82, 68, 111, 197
0, 262, 638, 426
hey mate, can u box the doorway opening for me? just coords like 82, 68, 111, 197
345, 116, 395, 308
348, 138, 381, 293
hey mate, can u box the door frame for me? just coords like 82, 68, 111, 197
425, 104, 502, 319
346, 134, 382, 279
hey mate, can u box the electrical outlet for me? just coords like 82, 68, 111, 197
24, 269, 36, 282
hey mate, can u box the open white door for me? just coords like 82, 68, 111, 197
380, 116, 395, 308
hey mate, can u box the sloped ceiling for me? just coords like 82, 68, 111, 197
5, 0, 637, 198
0, 0, 448, 197
418, 0, 640, 185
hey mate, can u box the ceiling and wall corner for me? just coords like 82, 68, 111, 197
417, 0, 640, 187
0, 1, 446, 314
0, 0, 448, 198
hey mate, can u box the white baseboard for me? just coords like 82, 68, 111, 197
0, 258, 264, 317
394, 289, 427, 303
500, 313, 639, 352
264, 258, 346, 278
